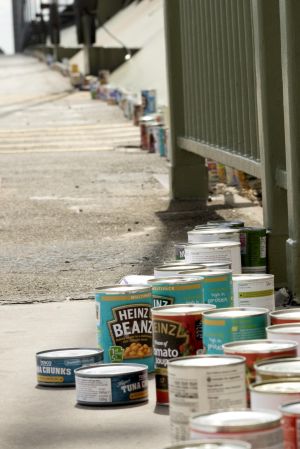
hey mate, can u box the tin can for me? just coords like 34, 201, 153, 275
95, 285, 154, 371
149, 277, 204, 307
152, 304, 216, 405
203, 307, 269, 354
190, 409, 283, 449
140, 116, 156, 149
75, 363, 148, 405
175, 243, 186, 260
250, 380, 300, 411
156, 263, 232, 278
141, 89, 156, 115
188, 228, 240, 244
184, 242, 241, 274
206, 220, 245, 228
168, 355, 247, 442
154, 125, 166, 156
163, 441, 251, 449
223, 339, 297, 403
133, 104, 142, 126
280, 402, 300, 449
270, 309, 300, 325
267, 324, 300, 355
239, 227, 267, 273
119, 275, 154, 286
232, 274, 275, 311
255, 358, 300, 382
36, 348, 103, 387
179, 269, 233, 309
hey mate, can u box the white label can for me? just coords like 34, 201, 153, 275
232, 274, 275, 311
184, 242, 241, 274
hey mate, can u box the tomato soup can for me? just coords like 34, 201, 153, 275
190, 409, 283, 449
95, 285, 154, 371
239, 227, 267, 273
250, 380, 300, 411
168, 355, 247, 442
152, 304, 216, 405
149, 277, 204, 307
255, 358, 300, 382
203, 307, 269, 354
36, 348, 104, 387
184, 242, 241, 274
270, 309, 300, 325
163, 441, 251, 449
232, 274, 275, 311
179, 269, 233, 309
280, 402, 300, 449
188, 228, 240, 244
267, 325, 300, 355
75, 363, 148, 405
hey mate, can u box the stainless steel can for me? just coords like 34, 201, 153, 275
255, 358, 300, 381
190, 409, 283, 449
232, 274, 275, 311
168, 355, 247, 442
250, 380, 300, 410
184, 242, 241, 274
154, 264, 210, 278
188, 228, 240, 244
163, 441, 251, 449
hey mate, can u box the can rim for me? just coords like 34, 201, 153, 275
151, 303, 216, 315
203, 307, 269, 318
168, 354, 246, 368
178, 269, 232, 276
185, 242, 241, 248
267, 323, 300, 333
95, 284, 151, 294
36, 348, 104, 359
232, 274, 274, 281
250, 378, 300, 394
75, 363, 148, 377
163, 440, 251, 449
269, 308, 300, 319
255, 357, 300, 375
148, 276, 204, 286
223, 339, 298, 354
188, 229, 239, 235
280, 402, 300, 416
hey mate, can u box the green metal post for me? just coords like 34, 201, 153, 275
279, 0, 300, 301
251, 0, 288, 287
164, 0, 208, 200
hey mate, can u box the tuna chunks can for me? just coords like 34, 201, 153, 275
36, 348, 103, 386
203, 308, 269, 354
149, 277, 204, 308
267, 324, 300, 355
255, 358, 300, 382
168, 355, 247, 442
95, 285, 154, 371
270, 309, 300, 325
184, 242, 241, 274
239, 227, 267, 273
190, 409, 283, 449
188, 228, 240, 244
163, 441, 251, 449
152, 304, 216, 405
75, 363, 148, 405
250, 380, 300, 410
232, 274, 275, 311
179, 269, 233, 309
280, 402, 300, 449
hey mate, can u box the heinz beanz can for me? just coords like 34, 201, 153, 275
280, 402, 300, 449
270, 309, 300, 325
203, 307, 269, 354
149, 277, 204, 307
179, 269, 233, 309
36, 348, 103, 386
95, 285, 154, 371
152, 304, 216, 405
168, 355, 247, 442
232, 274, 275, 311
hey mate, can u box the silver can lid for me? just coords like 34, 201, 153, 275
163, 440, 251, 449
151, 304, 215, 316
75, 363, 148, 377
36, 348, 103, 359
168, 355, 245, 368
223, 339, 297, 354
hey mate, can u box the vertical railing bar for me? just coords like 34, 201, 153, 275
199, 0, 209, 143
185, 0, 194, 138
203, 0, 214, 143
180, 1, 191, 137
209, 0, 221, 147
189, 0, 198, 140
194, 0, 204, 141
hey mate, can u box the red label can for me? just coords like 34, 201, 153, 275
281, 402, 300, 449
152, 303, 215, 405
270, 309, 300, 325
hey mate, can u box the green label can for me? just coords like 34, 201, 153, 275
239, 227, 267, 272
203, 307, 269, 354
149, 277, 204, 308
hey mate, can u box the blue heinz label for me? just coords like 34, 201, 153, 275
152, 282, 203, 308
203, 273, 233, 308
203, 314, 268, 354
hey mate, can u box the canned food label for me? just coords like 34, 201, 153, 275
233, 278, 274, 311
153, 294, 174, 307
203, 274, 233, 309
152, 283, 203, 308
37, 356, 101, 385
282, 415, 300, 449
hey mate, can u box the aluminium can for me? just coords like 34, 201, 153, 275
267, 324, 300, 355
270, 309, 300, 325
250, 379, 300, 411
184, 242, 241, 274
152, 304, 216, 405
188, 228, 240, 244
280, 402, 300, 449
255, 357, 300, 382
190, 409, 283, 449
168, 355, 247, 442
36, 348, 104, 387
239, 227, 267, 273
178, 269, 233, 309
203, 307, 269, 354
232, 274, 275, 311
75, 363, 148, 405
163, 440, 251, 449
149, 277, 205, 307
95, 285, 154, 371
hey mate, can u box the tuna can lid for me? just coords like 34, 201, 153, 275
168, 355, 245, 368
203, 307, 269, 318
185, 242, 241, 249
75, 363, 148, 377
151, 304, 216, 316
251, 380, 300, 393
280, 402, 300, 416
270, 308, 300, 321
148, 276, 204, 286
223, 339, 297, 354
95, 285, 151, 294
190, 409, 281, 432
232, 274, 274, 282
36, 348, 103, 359
267, 324, 300, 334
163, 440, 251, 449
255, 358, 300, 376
